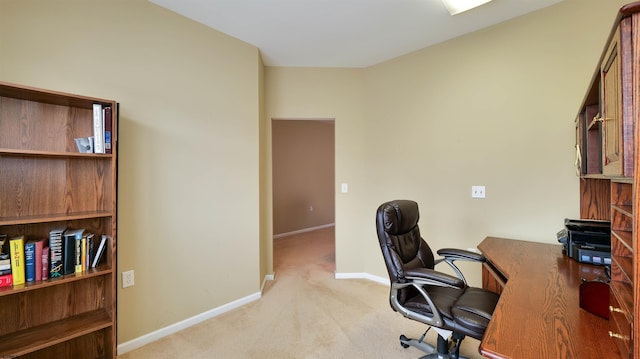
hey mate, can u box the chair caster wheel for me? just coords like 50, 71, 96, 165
399, 334, 410, 348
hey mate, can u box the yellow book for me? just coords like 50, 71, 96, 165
74, 234, 82, 274
81, 236, 87, 272
9, 236, 25, 285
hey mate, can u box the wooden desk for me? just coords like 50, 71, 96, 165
478, 237, 620, 359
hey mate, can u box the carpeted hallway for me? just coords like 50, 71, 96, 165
117, 227, 485, 358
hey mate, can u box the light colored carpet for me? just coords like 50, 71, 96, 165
117, 227, 485, 358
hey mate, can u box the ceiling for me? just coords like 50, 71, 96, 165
148, 0, 565, 68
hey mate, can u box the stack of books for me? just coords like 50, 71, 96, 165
0, 231, 109, 288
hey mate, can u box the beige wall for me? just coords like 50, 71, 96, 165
359, 0, 629, 282
272, 120, 335, 235
259, 56, 273, 287
0, 0, 632, 352
1, 0, 261, 344
265, 0, 629, 283
265, 68, 368, 272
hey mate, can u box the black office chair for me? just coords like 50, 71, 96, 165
375, 200, 499, 359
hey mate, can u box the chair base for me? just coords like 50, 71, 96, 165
399, 331, 469, 359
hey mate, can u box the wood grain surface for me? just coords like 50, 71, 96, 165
478, 237, 620, 359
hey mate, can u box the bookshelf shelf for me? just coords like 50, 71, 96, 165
0, 81, 118, 358
0, 309, 112, 358
613, 204, 634, 217
0, 148, 114, 159
0, 211, 113, 226
0, 265, 113, 297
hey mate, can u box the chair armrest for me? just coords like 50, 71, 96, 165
437, 248, 485, 262
405, 268, 465, 289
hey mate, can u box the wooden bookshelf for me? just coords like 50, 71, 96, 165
0, 81, 118, 358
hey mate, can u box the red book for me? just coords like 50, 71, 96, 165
34, 239, 44, 281
0, 273, 12, 287
25, 239, 45, 282
104, 106, 112, 154
42, 246, 49, 281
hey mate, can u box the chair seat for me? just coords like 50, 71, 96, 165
404, 286, 499, 340
452, 288, 499, 337
404, 286, 460, 320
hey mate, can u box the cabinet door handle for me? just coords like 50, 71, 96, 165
609, 331, 629, 340
609, 306, 625, 313
594, 114, 604, 122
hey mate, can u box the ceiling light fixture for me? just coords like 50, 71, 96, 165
441, 0, 493, 15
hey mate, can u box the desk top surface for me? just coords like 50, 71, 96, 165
478, 236, 620, 359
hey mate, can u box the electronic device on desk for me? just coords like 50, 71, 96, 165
557, 218, 611, 266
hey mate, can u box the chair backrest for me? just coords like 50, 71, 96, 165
376, 200, 435, 289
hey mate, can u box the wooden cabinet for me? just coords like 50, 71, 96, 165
577, 18, 634, 178
574, 2, 640, 358
0, 82, 118, 358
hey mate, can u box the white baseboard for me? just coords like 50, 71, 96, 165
334, 272, 390, 286
273, 223, 335, 239
116, 291, 261, 355
261, 273, 275, 293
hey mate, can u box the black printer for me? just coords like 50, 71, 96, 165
557, 218, 611, 265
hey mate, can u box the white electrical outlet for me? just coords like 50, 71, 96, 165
472, 186, 486, 199
122, 270, 135, 288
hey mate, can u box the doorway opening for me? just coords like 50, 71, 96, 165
271, 118, 335, 271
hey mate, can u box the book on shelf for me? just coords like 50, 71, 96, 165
93, 103, 105, 154
49, 227, 67, 278
25, 238, 46, 282
104, 106, 112, 154
63, 228, 85, 275
9, 235, 25, 285
25, 240, 35, 282
79, 232, 94, 273
74, 233, 82, 274
92, 235, 109, 268
80, 234, 86, 273
0, 233, 8, 275
0, 238, 12, 278
42, 246, 49, 280
0, 234, 7, 253
0, 255, 11, 276
0, 274, 12, 288
85, 233, 95, 271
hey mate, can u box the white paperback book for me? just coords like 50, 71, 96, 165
92, 103, 105, 154
92, 235, 108, 268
